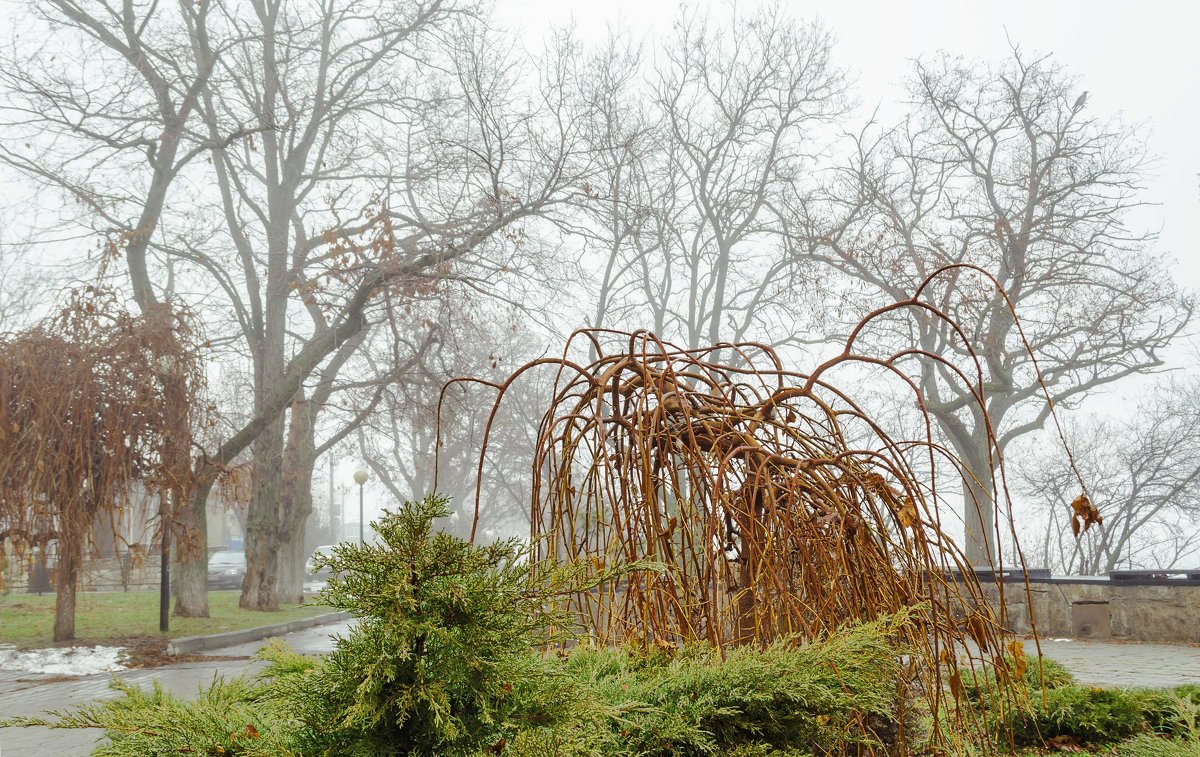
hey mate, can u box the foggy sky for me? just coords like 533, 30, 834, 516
497, 0, 1200, 295
2, 0, 1195, 289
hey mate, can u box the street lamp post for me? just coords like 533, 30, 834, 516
353, 469, 369, 545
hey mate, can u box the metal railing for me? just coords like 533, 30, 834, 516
3, 548, 162, 594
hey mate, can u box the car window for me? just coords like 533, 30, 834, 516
210, 552, 245, 566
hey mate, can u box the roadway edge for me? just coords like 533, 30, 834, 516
166, 611, 352, 656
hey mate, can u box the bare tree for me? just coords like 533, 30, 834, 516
180, 0, 464, 612
0, 0, 243, 310
273, 317, 444, 604
357, 295, 544, 540
583, 3, 846, 350
0, 0, 254, 616
801, 48, 1192, 564
1017, 379, 1200, 574
192, 1, 600, 611
0, 290, 199, 640
1, 0, 605, 613
0, 244, 41, 330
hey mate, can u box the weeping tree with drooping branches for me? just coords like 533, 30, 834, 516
461, 268, 1090, 751
0, 287, 202, 641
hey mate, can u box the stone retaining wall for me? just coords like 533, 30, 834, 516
974, 579, 1200, 643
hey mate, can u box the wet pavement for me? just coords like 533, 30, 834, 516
0, 619, 351, 756
2, 622, 1198, 755
1022, 637, 1200, 689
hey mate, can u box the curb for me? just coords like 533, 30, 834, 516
167, 611, 352, 656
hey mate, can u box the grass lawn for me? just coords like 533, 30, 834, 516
0, 590, 330, 648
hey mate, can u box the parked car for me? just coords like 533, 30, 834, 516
207, 550, 246, 589
305, 544, 339, 580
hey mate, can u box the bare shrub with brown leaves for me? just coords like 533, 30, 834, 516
0, 287, 202, 641
456, 272, 1082, 750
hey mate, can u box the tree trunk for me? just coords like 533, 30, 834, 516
733, 492, 766, 646
962, 447, 997, 567
241, 420, 284, 611
173, 479, 212, 617
277, 533, 308, 605
28, 548, 51, 594
52, 534, 81, 642
91, 511, 119, 558
240, 166, 289, 612
277, 398, 317, 605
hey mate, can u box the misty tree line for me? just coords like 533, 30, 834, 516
0, 0, 1194, 622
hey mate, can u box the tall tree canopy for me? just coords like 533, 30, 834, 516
800, 48, 1192, 563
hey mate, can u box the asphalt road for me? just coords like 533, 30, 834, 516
0, 619, 351, 756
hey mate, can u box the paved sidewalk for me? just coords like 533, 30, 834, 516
0, 620, 351, 756
1023, 637, 1200, 689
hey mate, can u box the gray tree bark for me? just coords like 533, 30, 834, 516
961, 447, 997, 566
173, 478, 214, 617
51, 533, 81, 642
277, 398, 317, 605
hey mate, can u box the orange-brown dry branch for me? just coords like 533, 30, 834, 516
0, 287, 201, 641
519, 336, 986, 637
462, 314, 1061, 752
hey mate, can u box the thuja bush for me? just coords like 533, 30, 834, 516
1111, 734, 1200, 756
959, 655, 1077, 700
6, 496, 917, 756
1010, 687, 1151, 746
250, 494, 621, 755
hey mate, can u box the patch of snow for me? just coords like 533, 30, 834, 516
0, 644, 126, 676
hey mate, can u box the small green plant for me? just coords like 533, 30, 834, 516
274, 494, 634, 755
1158, 686, 1200, 740
4, 496, 635, 756
3, 676, 301, 756
552, 619, 912, 754
960, 654, 1076, 703
1009, 686, 1150, 746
